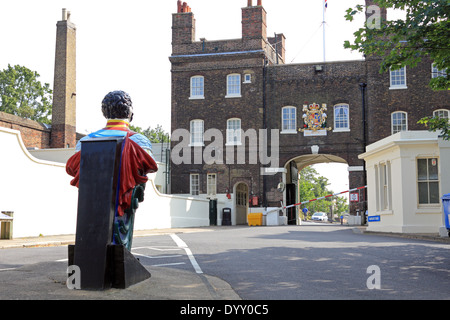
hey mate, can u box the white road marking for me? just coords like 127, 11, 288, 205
132, 246, 182, 252
170, 234, 203, 274
151, 262, 186, 267
132, 252, 183, 259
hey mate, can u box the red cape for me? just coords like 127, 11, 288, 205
66, 134, 158, 217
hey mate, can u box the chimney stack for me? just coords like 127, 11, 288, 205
51, 8, 76, 149
242, 1, 267, 41
173, 1, 195, 46
177, 0, 191, 13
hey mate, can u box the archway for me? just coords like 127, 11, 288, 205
234, 182, 249, 225
284, 154, 348, 225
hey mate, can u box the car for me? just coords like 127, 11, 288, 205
311, 212, 328, 222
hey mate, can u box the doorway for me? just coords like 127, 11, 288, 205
234, 182, 249, 225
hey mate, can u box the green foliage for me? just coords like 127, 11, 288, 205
130, 124, 170, 143
418, 116, 450, 140
344, 0, 449, 91
0, 64, 53, 124
299, 166, 348, 217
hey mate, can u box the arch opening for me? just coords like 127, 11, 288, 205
283, 154, 349, 225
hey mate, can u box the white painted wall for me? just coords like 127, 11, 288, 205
0, 127, 78, 238
0, 127, 210, 238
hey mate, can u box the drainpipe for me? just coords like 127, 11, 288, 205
359, 82, 367, 149
359, 82, 368, 224
262, 57, 268, 208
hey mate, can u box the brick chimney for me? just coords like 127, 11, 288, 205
172, 1, 195, 46
51, 8, 76, 149
242, 0, 267, 41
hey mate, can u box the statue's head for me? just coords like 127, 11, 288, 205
101, 90, 133, 121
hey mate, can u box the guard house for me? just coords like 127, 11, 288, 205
359, 131, 450, 235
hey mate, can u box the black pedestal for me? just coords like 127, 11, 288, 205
69, 138, 150, 290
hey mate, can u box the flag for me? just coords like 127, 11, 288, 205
324, 0, 328, 11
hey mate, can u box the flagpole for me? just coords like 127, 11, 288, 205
323, 0, 326, 62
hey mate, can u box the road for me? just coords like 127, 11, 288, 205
177, 223, 450, 300
1, 223, 450, 300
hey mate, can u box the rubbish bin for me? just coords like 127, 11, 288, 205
222, 208, 231, 226
442, 193, 450, 236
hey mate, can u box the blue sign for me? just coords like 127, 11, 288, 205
368, 215, 381, 222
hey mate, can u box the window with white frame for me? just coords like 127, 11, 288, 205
190, 76, 204, 99
391, 111, 408, 134
190, 119, 204, 146
226, 74, 241, 97
433, 109, 449, 120
281, 106, 297, 133
417, 158, 440, 205
333, 104, 350, 131
379, 162, 392, 211
432, 63, 447, 79
207, 173, 217, 196
226, 118, 241, 145
374, 164, 380, 211
190, 174, 200, 196
374, 162, 392, 212
390, 66, 407, 89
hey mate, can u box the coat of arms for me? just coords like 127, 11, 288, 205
299, 103, 331, 132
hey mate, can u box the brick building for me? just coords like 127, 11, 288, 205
170, 0, 448, 224
0, 9, 78, 150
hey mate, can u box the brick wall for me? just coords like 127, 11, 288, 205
0, 111, 51, 149
169, 1, 449, 212
366, 57, 450, 144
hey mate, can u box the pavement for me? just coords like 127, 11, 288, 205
0, 228, 241, 300
1, 225, 449, 300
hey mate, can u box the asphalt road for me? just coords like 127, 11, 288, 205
1, 223, 450, 300
172, 223, 450, 300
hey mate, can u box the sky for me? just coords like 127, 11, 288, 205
1, 0, 383, 196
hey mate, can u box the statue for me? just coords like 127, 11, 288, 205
66, 91, 158, 290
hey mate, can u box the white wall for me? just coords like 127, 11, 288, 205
29, 148, 77, 164
0, 127, 210, 238
0, 127, 78, 238
134, 178, 210, 230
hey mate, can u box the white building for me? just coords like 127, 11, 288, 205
359, 131, 450, 235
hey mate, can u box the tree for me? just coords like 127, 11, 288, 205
417, 115, 450, 140
129, 124, 170, 143
344, 0, 449, 139
299, 166, 348, 217
344, 0, 449, 91
0, 64, 53, 124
